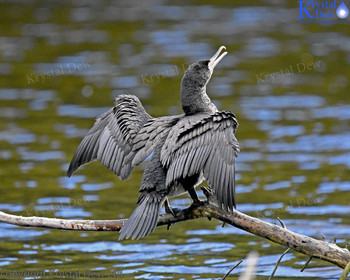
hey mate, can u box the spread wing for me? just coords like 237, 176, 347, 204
131, 115, 182, 167
67, 95, 151, 180
161, 111, 239, 211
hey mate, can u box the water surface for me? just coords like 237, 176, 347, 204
0, 1, 349, 279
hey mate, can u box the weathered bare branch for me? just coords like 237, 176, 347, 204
0, 211, 125, 231
1, 201, 349, 270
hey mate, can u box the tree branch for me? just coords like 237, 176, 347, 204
0, 201, 349, 270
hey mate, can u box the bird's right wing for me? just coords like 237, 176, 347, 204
67, 95, 151, 180
161, 111, 239, 211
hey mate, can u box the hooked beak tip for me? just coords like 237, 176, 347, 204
209, 46, 227, 70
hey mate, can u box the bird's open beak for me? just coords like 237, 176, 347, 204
208, 46, 227, 70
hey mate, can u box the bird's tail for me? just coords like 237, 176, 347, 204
118, 192, 163, 241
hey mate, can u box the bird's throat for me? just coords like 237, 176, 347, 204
181, 86, 217, 115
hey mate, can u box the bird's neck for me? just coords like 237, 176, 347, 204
180, 81, 217, 116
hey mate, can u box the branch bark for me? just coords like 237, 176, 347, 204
0, 201, 349, 270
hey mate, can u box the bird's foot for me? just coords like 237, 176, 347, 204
165, 202, 181, 217
190, 199, 206, 208
200, 186, 212, 202
200, 186, 218, 207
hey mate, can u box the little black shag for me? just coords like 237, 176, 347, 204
67, 46, 240, 240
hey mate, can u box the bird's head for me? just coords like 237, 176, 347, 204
182, 46, 228, 88
180, 46, 228, 115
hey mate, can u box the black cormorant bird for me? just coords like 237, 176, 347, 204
67, 46, 240, 240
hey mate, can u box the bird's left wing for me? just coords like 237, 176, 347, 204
67, 95, 151, 180
161, 111, 239, 211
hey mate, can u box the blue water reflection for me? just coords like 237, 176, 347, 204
313, 105, 350, 120
0, 131, 35, 144
268, 132, 350, 152
0, 224, 50, 240
17, 149, 64, 161
59, 175, 86, 189
57, 105, 109, 118
317, 181, 350, 193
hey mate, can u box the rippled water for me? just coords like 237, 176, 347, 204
0, 1, 349, 279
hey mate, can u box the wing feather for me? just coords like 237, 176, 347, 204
67, 95, 151, 179
162, 111, 239, 211
67, 95, 182, 180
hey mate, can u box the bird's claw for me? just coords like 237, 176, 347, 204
190, 199, 206, 208
165, 203, 181, 217
200, 186, 213, 203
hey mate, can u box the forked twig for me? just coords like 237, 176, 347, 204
268, 248, 291, 280
277, 217, 286, 229
339, 261, 350, 280
222, 259, 243, 280
301, 256, 313, 272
